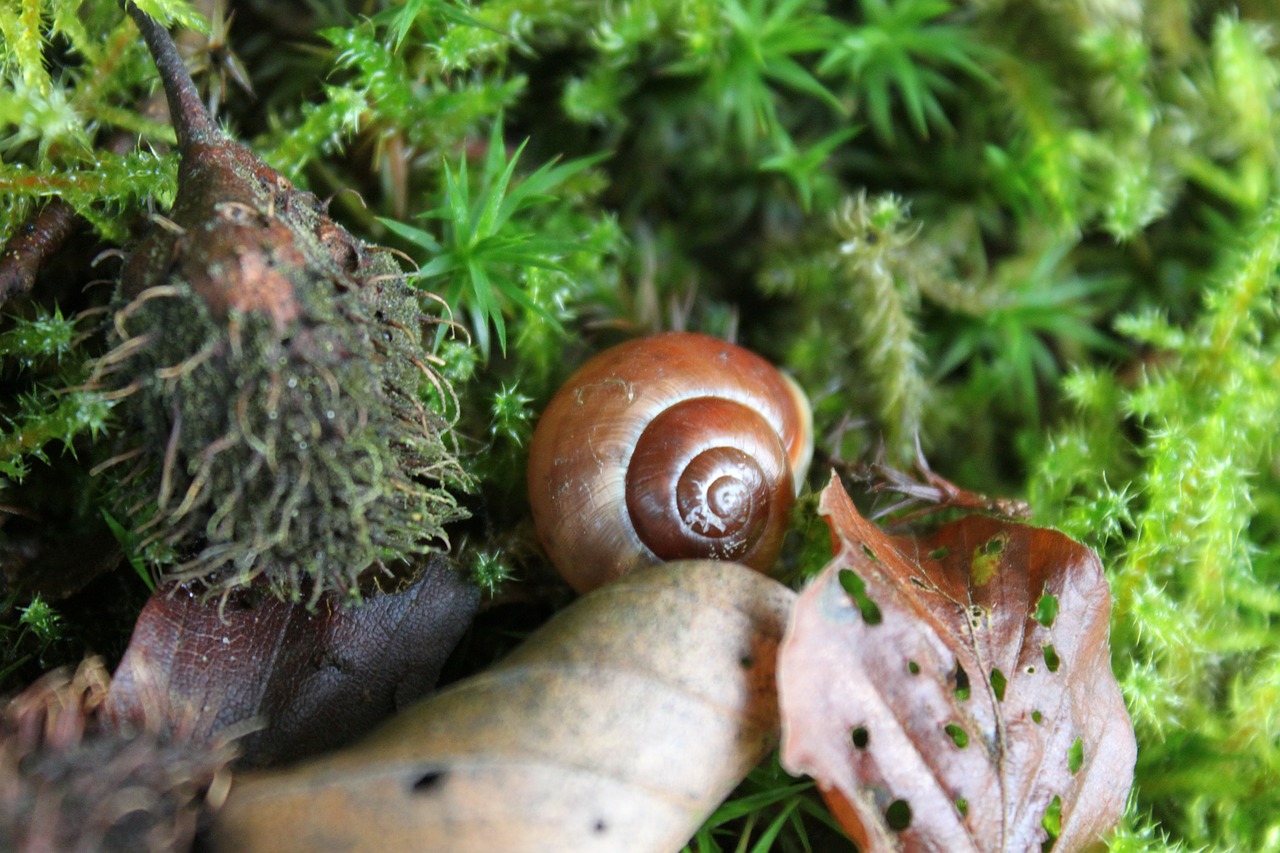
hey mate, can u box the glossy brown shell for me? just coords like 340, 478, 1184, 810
527, 332, 812, 593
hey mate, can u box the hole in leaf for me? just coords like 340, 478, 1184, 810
990, 668, 1007, 701
1032, 709, 1043, 724
953, 664, 971, 701
411, 769, 448, 793
838, 569, 883, 625
944, 722, 969, 748
1041, 795, 1062, 851
970, 535, 1007, 585
907, 660, 920, 675
930, 546, 950, 560
1034, 592, 1059, 628
739, 655, 754, 669
909, 576, 927, 588
1026, 666, 1036, 674
851, 726, 870, 749
1068, 737, 1084, 774
861, 543, 879, 562
885, 799, 912, 831
956, 797, 968, 817
1043, 644, 1061, 672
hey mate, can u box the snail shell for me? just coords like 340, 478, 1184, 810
527, 332, 813, 593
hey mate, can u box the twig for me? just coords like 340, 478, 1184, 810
867, 434, 1032, 521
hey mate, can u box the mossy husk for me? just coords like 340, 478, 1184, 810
93, 8, 467, 603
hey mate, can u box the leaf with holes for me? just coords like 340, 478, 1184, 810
207, 561, 793, 853
103, 556, 479, 768
777, 475, 1135, 852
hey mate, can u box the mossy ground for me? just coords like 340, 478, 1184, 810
3, 1, 1279, 850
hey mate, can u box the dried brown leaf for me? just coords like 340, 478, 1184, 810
104, 556, 478, 768
208, 560, 794, 852
778, 475, 1135, 852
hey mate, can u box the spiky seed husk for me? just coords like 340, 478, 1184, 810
96, 7, 468, 603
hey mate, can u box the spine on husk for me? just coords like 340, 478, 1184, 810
94, 4, 468, 602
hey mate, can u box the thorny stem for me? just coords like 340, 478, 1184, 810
121, 2, 219, 152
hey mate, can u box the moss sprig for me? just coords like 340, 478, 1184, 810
1031, 199, 1280, 849
0, 306, 109, 485
830, 192, 927, 458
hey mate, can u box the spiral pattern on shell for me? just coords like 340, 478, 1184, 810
527, 332, 813, 593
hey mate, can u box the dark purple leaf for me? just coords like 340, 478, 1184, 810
104, 557, 478, 767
